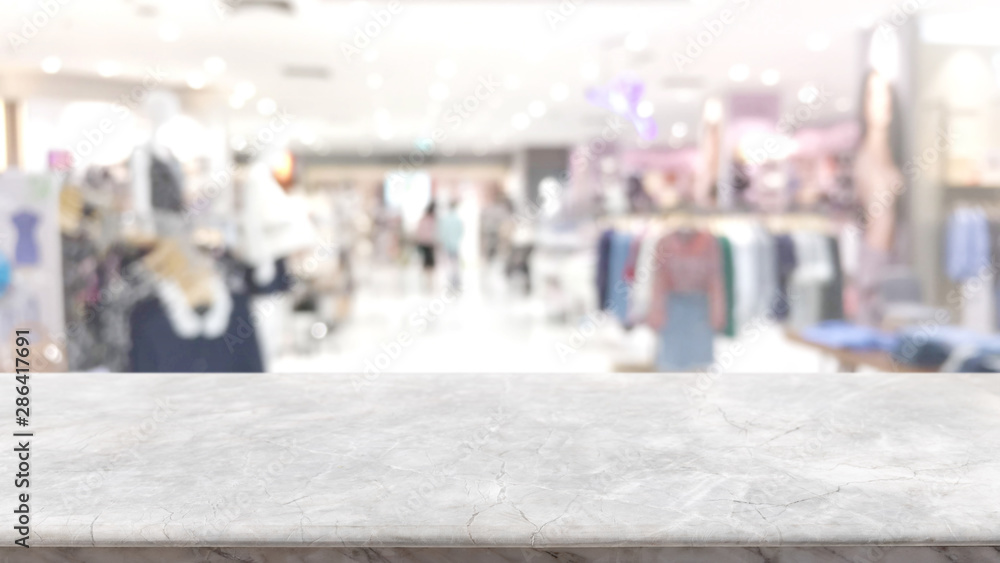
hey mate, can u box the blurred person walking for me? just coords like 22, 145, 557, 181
437, 200, 465, 290
414, 202, 437, 291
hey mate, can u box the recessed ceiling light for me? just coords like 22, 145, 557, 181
728, 64, 750, 82
186, 73, 206, 90
671, 122, 689, 138
807, 34, 830, 52
235, 81, 256, 99
96, 61, 121, 78
580, 61, 600, 81
257, 97, 277, 116
41, 56, 61, 74
511, 113, 530, 130
610, 92, 629, 113
299, 130, 317, 145
436, 59, 457, 79
374, 108, 390, 123
636, 100, 654, 118
204, 57, 226, 74
704, 98, 723, 123
528, 101, 547, 118
158, 22, 180, 43
367, 73, 384, 90
550, 83, 569, 102
798, 84, 819, 104
761, 69, 781, 86
228, 94, 246, 109
377, 126, 395, 141
429, 82, 450, 101
504, 75, 520, 90
625, 31, 648, 53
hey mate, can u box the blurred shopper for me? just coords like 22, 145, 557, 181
437, 199, 465, 289
506, 213, 536, 295
414, 202, 437, 291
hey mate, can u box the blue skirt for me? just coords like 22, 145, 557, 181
656, 293, 714, 371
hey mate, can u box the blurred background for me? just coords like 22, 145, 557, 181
1, 0, 999, 375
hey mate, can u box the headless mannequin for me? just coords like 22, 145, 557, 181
132, 91, 185, 228
853, 71, 903, 254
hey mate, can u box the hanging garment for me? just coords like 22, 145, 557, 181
656, 293, 714, 370
622, 231, 645, 283
606, 230, 633, 322
788, 232, 835, 330
629, 226, 662, 324
61, 233, 104, 371
649, 231, 725, 371
0, 251, 10, 297
717, 236, 736, 336
773, 234, 797, 320
820, 235, 844, 321
149, 152, 185, 212
11, 211, 40, 265
596, 229, 614, 310
129, 277, 264, 372
946, 208, 990, 282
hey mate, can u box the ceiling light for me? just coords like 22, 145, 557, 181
436, 59, 457, 79
761, 69, 781, 86
256, 97, 277, 116
728, 64, 750, 82
429, 82, 450, 101
610, 92, 629, 113
528, 101, 547, 118
363, 49, 379, 63
704, 98, 723, 123
798, 84, 819, 104
807, 34, 830, 52
235, 81, 256, 99
41, 56, 61, 74
299, 130, 317, 145
158, 22, 180, 43
204, 57, 226, 74
377, 126, 395, 141
96, 61, 121, 78
636, 100, 654, 118
625, 31, 648, 52
671, 122, 689, 138
550, 83, 569, 102
228, 94, 246, 109
367, 73, 383, 89
374, 108, 390, 123
511, 113, 530, 130
580, 61, 600, 81
186, 73, 206, 90
504, 75, 520, 90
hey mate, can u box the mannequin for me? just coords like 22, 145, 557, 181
239, 132, 317, 286
131, 90, 185, 228
852, 69, 905, 327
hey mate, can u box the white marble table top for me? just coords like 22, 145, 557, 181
3, 372, 999, 547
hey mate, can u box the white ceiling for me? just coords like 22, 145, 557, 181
0, 0, 994, 155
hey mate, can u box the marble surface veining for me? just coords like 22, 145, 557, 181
1, 372, 999, 547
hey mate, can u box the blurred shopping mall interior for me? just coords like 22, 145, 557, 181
1, 0, 1000, 375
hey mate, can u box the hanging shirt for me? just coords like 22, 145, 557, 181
12, 211, 40, 266
648, 230, 726, 331
946, 208, 990, 282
